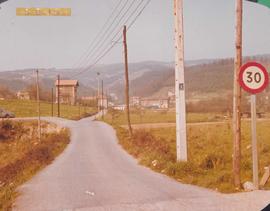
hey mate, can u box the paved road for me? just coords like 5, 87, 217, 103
14, 117, 270, 211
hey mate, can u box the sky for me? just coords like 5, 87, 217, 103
0, 0, 269, 71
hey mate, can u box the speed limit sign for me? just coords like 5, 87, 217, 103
239, 62, 269, 94
238, 61, 269, 189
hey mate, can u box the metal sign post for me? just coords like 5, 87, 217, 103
250, 94, 259, 189
239, 62, 269, 190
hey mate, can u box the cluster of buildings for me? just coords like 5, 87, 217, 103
113, 92, 175, 111
131, 96, 170, 109
16, 79, 109, 109
16, 79, 175, 111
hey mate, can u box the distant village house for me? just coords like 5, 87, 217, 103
55, 80, 79, 105
17, 91, 30, 100
113, 104, 126, 111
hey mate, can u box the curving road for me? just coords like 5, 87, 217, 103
14, 116, 270, 211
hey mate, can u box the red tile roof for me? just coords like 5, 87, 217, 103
55, 80, 79, 86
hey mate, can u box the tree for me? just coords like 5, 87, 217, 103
25, 83, 51, 101
0, 86, 15, 99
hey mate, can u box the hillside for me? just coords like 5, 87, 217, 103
128, 55, 270, 101
0, 68, 95, 97
0, 54, 269, 102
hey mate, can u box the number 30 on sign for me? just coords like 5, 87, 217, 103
239, 62, 269, 94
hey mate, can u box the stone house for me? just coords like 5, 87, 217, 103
55, 80, 79, 105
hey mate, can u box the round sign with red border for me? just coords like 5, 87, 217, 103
239, 62, 269, 94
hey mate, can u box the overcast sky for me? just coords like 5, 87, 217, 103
0, 0, 269, 71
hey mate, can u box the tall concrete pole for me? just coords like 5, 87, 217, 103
123, 25, 133, 137
233, 0, 243, 189
174, 0, 187, 161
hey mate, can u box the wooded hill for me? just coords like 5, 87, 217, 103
125, 55, 270, 100
0, 54, 269, 112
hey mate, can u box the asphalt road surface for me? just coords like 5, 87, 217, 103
14, 116, 270, 211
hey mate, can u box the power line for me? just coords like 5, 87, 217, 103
75, 0, 148, 73
86, 0, 151, 68
127, 0, 151, 30
72, 0, 151, 78
75, 0, 138, 70
72, 32, 122, 77
73, 0, 151, 77
72, 0, 126, 68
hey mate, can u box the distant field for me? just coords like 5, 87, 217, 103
0, 100, 97, 119
103, 109, 226, 125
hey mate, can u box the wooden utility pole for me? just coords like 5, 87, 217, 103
123, 25, 133, 137
51, 88, 54, 117
106, 90, 109, 109
57, 75, 60, 117
96, 90, 99, 112
233, 0, 243, 189
36, 70, 41, 142
101, 79, 104, 119
174, 0, 187, 161
97, 72, 100, 112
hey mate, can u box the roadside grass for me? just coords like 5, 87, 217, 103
0, 99, 97, 120
103, 109, 225, 125
108, 110, 270, 193
0, 120, 70, 210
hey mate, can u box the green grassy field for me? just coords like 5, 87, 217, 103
0, 100, 97, 120
104, 109, 225, 125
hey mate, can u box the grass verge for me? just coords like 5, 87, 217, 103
0, 99, 97, 120
112, 119, 270, 193
0, 120, 70, 210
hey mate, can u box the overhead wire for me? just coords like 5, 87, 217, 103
72, 0, 126, 68
72, 0, 152, 78
75, 0, 138, 70
72, 0, 151, 77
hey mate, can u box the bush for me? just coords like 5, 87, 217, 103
0, 120, 20, 140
